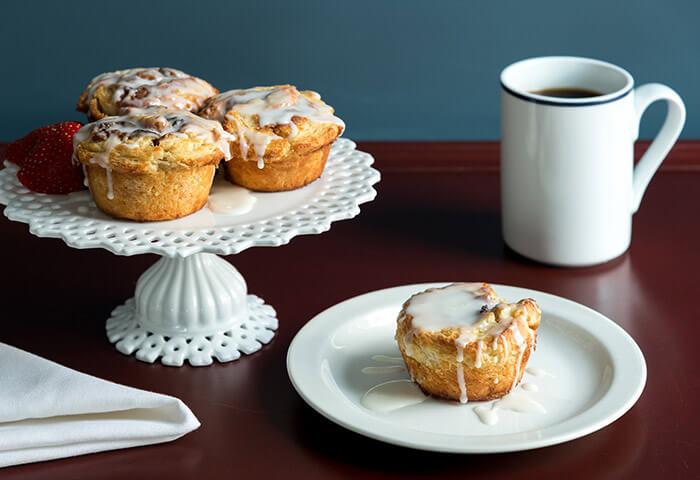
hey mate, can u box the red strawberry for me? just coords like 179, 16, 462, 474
5, 126, 51, 167
16, 122, 85, 194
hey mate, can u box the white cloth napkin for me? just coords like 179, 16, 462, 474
0, 343, 200, 468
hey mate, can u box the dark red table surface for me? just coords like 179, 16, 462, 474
0, 141, 698, 479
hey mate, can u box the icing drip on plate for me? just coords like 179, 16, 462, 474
473, 389, 546, 425
199, 85, 345, 169
362, 355, 406, 375
206, 175, 257, 215
361, 365, 406, 375
526, 367, 555, 378
361, 380, 428, 413
473, 367, 551, 425
370, 355, 404, 365
521, 382, 538, 392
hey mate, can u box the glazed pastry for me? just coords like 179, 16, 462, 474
77, 67, 218, 121
72, 107, 236, 221
395, 283, 541, 403
198, 85, 344, 191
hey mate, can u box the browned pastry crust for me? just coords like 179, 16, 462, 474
85, 165, 214, 222
224, 144, 331, 192
396, 283, 541, 402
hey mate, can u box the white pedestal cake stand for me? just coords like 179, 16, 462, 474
0, 138, 379, 367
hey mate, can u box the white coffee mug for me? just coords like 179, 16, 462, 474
500, 56, 685, 266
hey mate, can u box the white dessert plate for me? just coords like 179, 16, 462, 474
287, 283, 646, 453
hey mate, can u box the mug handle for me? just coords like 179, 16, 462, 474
631, 83, 686, 213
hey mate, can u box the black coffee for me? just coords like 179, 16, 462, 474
530, 87, 603, 98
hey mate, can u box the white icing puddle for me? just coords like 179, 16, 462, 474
361, 355, 406, 375
361, 380, 427, 413
472, 404, 499, 425
526, 367, 555, 378
473, 390, 546, 425
361, 365, 405, 375
370, 355, 404, 365
206, 177, 257, 215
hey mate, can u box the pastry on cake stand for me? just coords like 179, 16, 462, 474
0, 138, 379, 367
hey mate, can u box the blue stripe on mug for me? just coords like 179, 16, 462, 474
501, 82, 633, 107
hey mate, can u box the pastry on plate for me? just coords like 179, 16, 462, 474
77, 67, 218, 121
395, 283, 541, 402
198, 85, 344, 191
72, 107, 235, 221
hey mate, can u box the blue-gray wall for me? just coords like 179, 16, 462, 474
1, 0, 698, 141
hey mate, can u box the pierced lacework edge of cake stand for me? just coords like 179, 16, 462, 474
106, 295, 278, 367
0, 138, 379, 257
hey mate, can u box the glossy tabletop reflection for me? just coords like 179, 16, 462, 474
0, 141, 698, 479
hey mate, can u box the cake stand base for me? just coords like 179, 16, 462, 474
104, 253, 278, 367
106, 296, 277, 367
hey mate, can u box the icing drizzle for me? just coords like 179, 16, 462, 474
83, 67, 217, 115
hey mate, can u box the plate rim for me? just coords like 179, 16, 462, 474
287, 282, 647, 453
